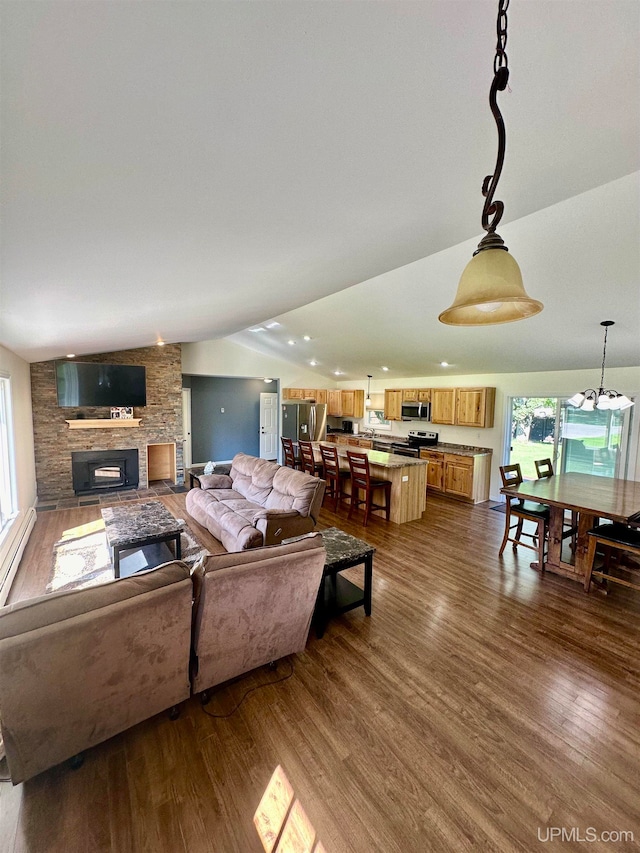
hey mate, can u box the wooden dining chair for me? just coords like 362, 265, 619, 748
319, 443, 350, 511
535, 457, 578, 550
347, 451, 391, 527
281, 436, 299, 470
584, 515, 640, 594
499, 463, 550, 569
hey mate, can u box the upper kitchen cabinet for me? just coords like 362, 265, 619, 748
402, 389, 419, 401
384, 390, 403, 421
456, 388, 496, 428
282, 388, 306, 400
342, 390, 365, 419
327, 389, 343, 417
315, 389, 327, 404
430, 388, 456, 425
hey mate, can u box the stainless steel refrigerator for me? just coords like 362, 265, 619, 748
281, 402, 327, 443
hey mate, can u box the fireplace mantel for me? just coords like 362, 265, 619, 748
65, 419, 142, 429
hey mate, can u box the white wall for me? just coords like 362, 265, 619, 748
182, 338, 338, 388
340, 366, 640, 500
0, 344, 37, 601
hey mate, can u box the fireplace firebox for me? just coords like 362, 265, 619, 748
72, 449, 139, 496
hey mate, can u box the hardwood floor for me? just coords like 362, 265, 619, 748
2, 493, 640, 852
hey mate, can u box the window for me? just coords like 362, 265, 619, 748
507, 396, 632, 480
0, 375, 17, 535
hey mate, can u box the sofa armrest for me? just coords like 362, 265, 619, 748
197, 473, 233, 490
252, 509, 315, 546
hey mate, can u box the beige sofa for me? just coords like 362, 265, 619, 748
191, 533, 326, 695
0, 534, 326, 784
186, 452, 326, 552
0, 561, 193, 784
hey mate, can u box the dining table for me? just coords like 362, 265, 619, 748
499, 472, 640, 581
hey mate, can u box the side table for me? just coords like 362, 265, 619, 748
314, 527, 375, 639
186, 464, 232, 489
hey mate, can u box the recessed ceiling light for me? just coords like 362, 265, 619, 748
303, 335, 311, 341
66, 353, 76, 358
265, 321, 280, 329
440, 361, 449, 367
381, 366, 389, 371
249, 327, 266, 332
157, 340, 165, 347
288, 340, 296, 345
309, 360, 317, 366
334, 370, 343, 376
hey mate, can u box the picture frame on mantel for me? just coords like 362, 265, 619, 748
111, 406, 133, 420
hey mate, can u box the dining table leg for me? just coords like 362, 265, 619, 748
575, 511, 597, 577
545, 507, 565, 572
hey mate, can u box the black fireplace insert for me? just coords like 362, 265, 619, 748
71, 449, 139, 496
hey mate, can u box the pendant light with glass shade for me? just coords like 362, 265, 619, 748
567, 321, 634, 411
365, 375, 372, 407
439, 0, 543, 326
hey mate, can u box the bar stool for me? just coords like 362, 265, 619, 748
499, 463, 550, 569
535, 457, 578, 550
298, 440, 323, 477
319, 444, 350, 511
347, 451, 391, 527
281, 437, 299, 470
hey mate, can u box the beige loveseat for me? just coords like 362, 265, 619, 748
186, 452, 326, 552
0, 534, 326, 784
0, 561, 193, 784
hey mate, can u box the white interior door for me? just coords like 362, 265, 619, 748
260, 393, 278, 459
182, 388, 192, 468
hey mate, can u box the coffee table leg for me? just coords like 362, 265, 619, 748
113, 547, 120, 579
315, 575, 328, 639
175, 532, 182, 560
364, 555, 373, 616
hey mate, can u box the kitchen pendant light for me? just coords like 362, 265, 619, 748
439, 0, 543, 326
365, 375, 372, 407
568, 321, 634, 411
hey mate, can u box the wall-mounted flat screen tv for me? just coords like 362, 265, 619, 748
56, 361, 147, 407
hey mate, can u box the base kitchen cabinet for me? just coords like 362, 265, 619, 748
420, 449, 491, 504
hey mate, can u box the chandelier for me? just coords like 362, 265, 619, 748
568, 321, 633, 411
439, 0, 543, 325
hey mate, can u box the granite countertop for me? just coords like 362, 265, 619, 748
325, 432, 492, 456
317, 441, 426, 468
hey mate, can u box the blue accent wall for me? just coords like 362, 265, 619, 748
185, 376, 277, 463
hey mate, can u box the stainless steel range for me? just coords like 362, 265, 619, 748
390, 430, 439, 458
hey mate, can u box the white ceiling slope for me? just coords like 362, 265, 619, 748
1, 1, 639, 372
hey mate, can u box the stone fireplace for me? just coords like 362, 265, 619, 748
71, 449, 139, 496
30, 344, 183, 501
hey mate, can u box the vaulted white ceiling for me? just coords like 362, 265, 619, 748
1, 1, 639, 376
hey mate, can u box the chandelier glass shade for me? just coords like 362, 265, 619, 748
439, 0, 543, 326
568, 321, 633, 412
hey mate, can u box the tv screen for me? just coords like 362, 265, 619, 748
56, 362, 147, 407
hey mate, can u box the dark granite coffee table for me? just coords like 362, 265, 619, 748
313, 527, 375, 638
101, 501, 182, 578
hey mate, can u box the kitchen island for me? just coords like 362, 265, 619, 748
316, 442, 427, 524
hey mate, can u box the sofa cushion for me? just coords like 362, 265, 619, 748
266, 466, 324, 517
198, 473, 233, 490
230, 453, 279, 503
202, 500, 263, 550
206, 488, 246, 502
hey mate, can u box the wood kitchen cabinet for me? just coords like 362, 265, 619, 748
327, 390, 343, 417
417, 390, 431, 403
402, 389, 419, 401
420, 449, 491, 503
421, 450, 444, 491
384, 390, 403, 421
456, 387, 496, 428
315, 389, 327, 404
341, 389, 365, 419
283, 388, 306, 400
430, 388, 456, 425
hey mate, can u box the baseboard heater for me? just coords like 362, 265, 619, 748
0, 507, 36, 606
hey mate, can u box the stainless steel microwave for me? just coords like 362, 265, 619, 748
401, 401, 431, 421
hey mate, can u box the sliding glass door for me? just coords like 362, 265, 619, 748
507, 396, 631, 480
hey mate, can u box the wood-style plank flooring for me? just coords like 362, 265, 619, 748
2, 493, 640, 852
